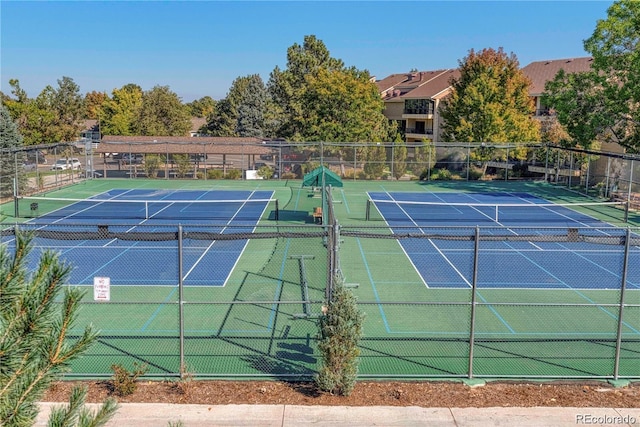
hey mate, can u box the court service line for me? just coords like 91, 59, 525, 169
501, 240, 640, 335
182, 189, 261, 283
556, 242, 640, 290
340, 188, 350, 214
103, 188, 185, 246
141, 288, 178, 332
356, 237, 392, 333
367, 191, 432, 288
218, 190, 275, 288
509, 192, 614, 232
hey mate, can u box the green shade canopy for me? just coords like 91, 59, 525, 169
302, 166, 343, 188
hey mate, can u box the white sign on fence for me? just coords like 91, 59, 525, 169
93, 277, 111, 301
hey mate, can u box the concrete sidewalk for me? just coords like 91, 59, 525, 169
36, 403, 640, 426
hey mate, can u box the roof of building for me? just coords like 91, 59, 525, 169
400, 69, 461, 100
521, 57, 594, 95
190, 117, 207, 132
377, 57, 594, 102
377, 69, 460, 102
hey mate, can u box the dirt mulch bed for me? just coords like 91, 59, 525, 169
43, 380, 640, 408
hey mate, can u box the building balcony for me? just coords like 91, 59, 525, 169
402, 108, 434, 119
405, 128, 434, 140
406, 128, 433, 135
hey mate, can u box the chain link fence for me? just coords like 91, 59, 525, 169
340, 225, 639, 379
2, 211, 638, 380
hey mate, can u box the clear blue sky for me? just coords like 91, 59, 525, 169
1, 1, 614, 102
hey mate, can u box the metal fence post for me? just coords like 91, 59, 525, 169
605, 157, 612, 198
428, 142, 432, 181
468, 226, 480, 379
627, 160, 634, 202
568, 152, 573, 189
466, 143, 470, 181
585, 154, 591, 195
178, 225, 185, 378
613, 227, 631, 379
505, 146, 509, 181
544, 144, 550, 182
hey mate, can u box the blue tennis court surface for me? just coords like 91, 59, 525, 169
368, 191, 640, 290
10, 189, 276, 287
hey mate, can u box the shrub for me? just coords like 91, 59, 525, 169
466, 167, 484, 180
257, 165, 274, 180
207, 169, 224, 179
110, 363, 148, 397
431, 168, 453, 180
226, 169, 242, 180
316, 279, 364, 396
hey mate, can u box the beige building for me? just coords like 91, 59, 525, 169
377, 57, 605, 149
520, 57, 594, 118
376, 69, 460, 143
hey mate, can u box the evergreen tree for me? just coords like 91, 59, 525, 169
0, 233, 118, 426
0, 104, 27, 198
268, 35, 345, 140
364, 143, 387, 179
391, 139, 407, 179
236, 75, 268, 138
316, 279, 364, 396
204, 98, 237, 137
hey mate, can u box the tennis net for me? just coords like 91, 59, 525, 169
16, 196, 279, 221
365, 199, 628, 224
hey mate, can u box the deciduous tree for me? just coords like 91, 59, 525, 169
137, 85, 191, 136
440, 47, 539, 144
440, 47, 539, 174
544, 0, 640, 152
84, 91, 107, 120
51, 76, 85, 142
186, 96, 216, 118
100, 84, 143, 136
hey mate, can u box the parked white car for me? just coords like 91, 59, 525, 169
50, 158, 82, 171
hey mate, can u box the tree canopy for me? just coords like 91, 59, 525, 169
136, 85, 192, 136
99, 84, 143, 136
185, 96, 216, 118
301, 67, 392, 142
205, 75, 268, 137
268, 35, 346, 140
440, 47, 540, 143
544, 0, 640, 151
